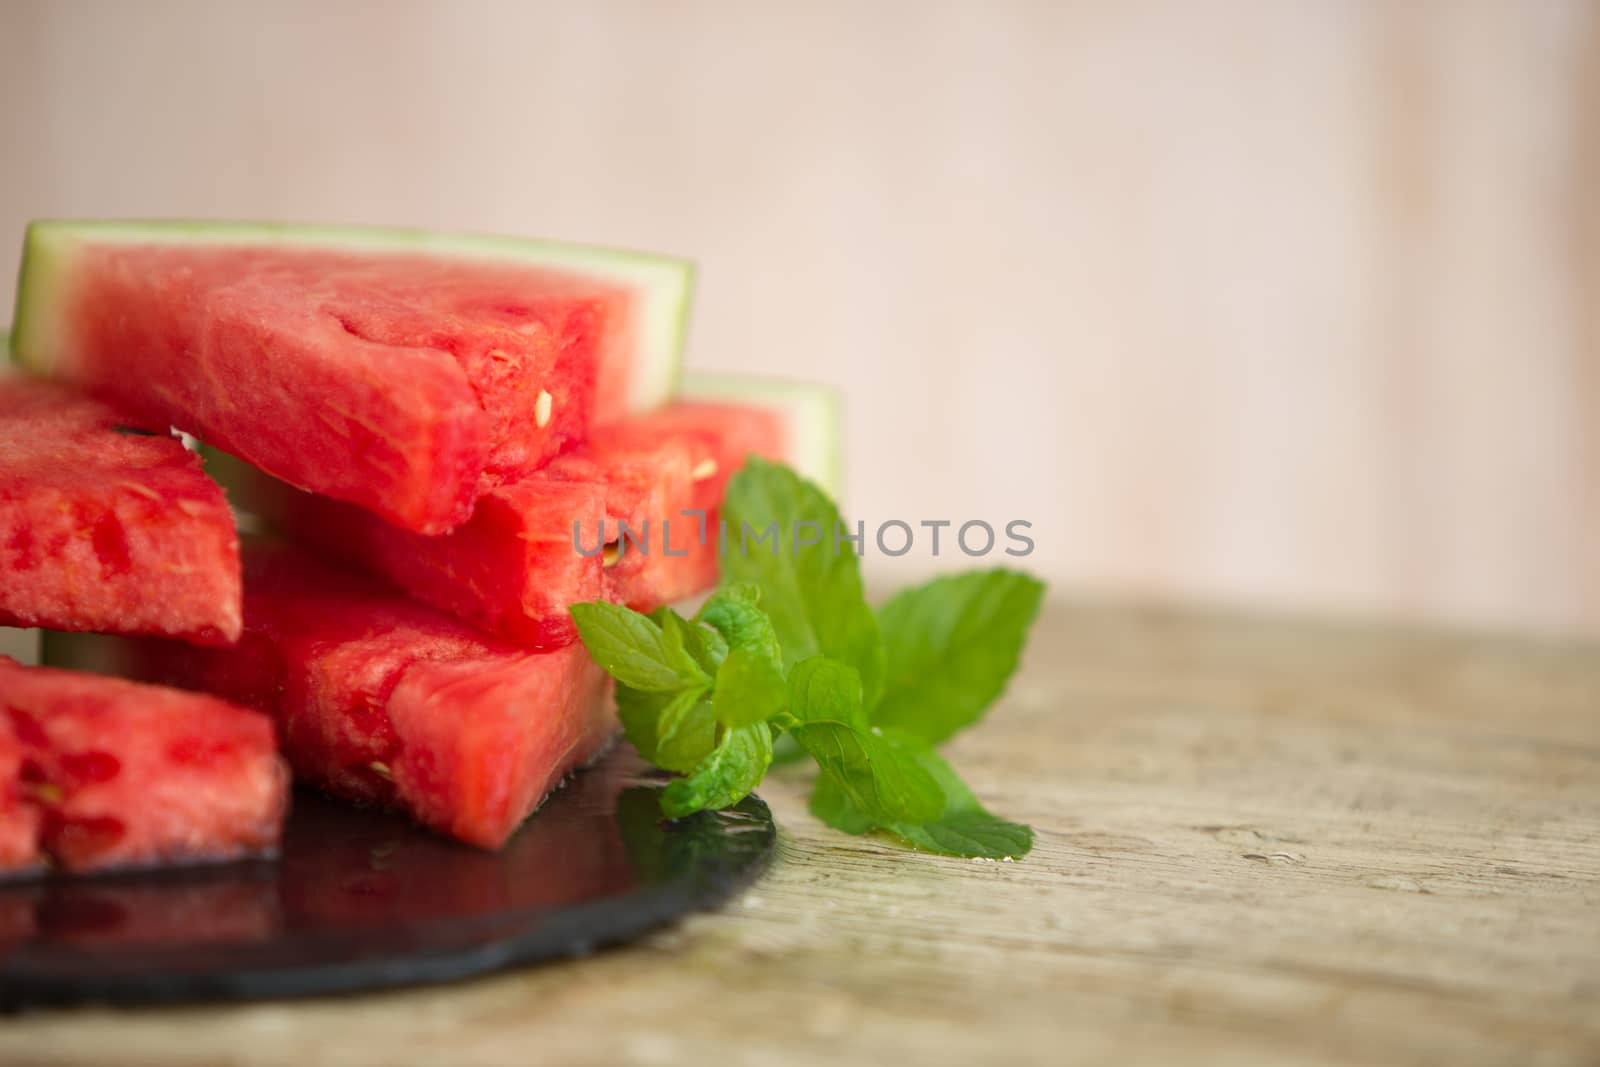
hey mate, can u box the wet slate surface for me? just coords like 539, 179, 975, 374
0, 746, 774, 1007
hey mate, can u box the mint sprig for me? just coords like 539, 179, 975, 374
570, 458, 1042, 860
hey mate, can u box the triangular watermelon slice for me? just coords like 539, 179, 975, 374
0, 376, 242, 644
10, 221, 693, 534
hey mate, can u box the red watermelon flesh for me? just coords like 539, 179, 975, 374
232, 468, 608, 650
0, 657, 287, 875
0, 720, 43, 874
52, 245, 606, 534
224, 401, 790, 648
118, 546, 617, 850
0, 377, 241, 644
552, 401, 791, 612
14, 223, 692, 535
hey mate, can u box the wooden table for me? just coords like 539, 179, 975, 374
3, 602, 1596, 1066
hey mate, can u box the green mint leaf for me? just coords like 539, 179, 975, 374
721, 457, 885, 706
807, 772, 877, 835
661, 723, 774, 818
894, 811, 1033, 859
570, 602, 703, 692
885, 742, 1032, 857
695, 624, 731, 668
788, 721, 944, 825
711, 647, 788, 728
810, 737, 1033, 859
769, 732, 809, 767
787, 656, 866, 731
655, 609, 715, 686
615, 684, 669, 763
649, 606, 728, 672
873, 569, 1045, 744
654, 687, 718, 773
696, 584, 781, 664
712, 581, 763, 604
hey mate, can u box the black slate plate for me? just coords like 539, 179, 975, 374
0, 745, 774, 1008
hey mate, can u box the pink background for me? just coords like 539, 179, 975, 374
3, 1, 1596, 635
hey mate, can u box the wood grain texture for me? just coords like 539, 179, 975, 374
2, 601, 1595, 1067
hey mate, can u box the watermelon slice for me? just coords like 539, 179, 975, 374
0, 658, 286, 875
215, 377, 840, 647
81, 545, 617, 850
10, 221, 693, 534
0, 376, 241, 644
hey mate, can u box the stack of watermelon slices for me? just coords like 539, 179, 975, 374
2, 220, 838, 871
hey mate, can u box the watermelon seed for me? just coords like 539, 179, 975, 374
602, 542, 622, 568
535, 390, 554, 428
368, 761, 393, 780
26, 782, 64, 806
117, 481, 163, 503
691, 458, 719, 482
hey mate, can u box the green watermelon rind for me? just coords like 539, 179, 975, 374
0, 365, 41, 662
2, 332, 48, 665
9, 219, 694, 414
678, 372, 844, 499
2, 336, 60, 665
